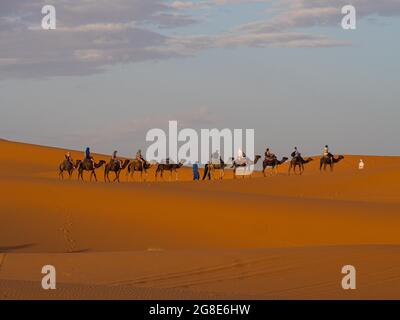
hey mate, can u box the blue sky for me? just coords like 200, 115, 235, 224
0, 0, 399, 157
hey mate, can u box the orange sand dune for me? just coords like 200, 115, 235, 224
0, 139, 399, 299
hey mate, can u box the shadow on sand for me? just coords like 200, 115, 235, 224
0, 243, 37, 253
67, 248, 92, 254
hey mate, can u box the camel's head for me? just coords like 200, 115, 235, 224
306, 157, 313, 162
282, 157, 289, 162
338, 155, 345, 160
122, 159, 130, 168
98, 160, 106, 167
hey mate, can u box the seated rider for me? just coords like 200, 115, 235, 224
291, 146, 302, 162
85, 147, 95, 167
265, 148, 276, 160
211, 150, 220, 165
136, 149, 146, 168
65, 152, 74, 168
323, 145, 333, 160
65, 151, 72, 162
112, 150, 123, 167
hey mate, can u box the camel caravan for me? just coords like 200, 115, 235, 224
59, 145, 345, 182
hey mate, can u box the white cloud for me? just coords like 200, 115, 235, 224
1, 0, 399, 78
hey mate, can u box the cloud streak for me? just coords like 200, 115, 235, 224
1, 0, 399, 78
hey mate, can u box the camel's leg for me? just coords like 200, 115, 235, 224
92, 170, 98, 182
59, 170, 63, 180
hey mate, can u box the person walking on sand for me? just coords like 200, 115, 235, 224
193, 161, 200, 180
359, 159, 365, 170
202, 162, 212, 180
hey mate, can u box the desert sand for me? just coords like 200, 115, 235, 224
0, 138, 399, 299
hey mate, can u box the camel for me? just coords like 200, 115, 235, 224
208, 158, 229, 180
320, 155, 344, 172
288, 157, 313, 175
262, 157, 288, 177
231, 155, 261, 178
77, 159, 106, 182
59, 159, 80, 180
104, 159, 130, 183
126, 159, 153, 181
155, 161, 185, 181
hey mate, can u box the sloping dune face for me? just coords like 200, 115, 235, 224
0, 139, 400, 299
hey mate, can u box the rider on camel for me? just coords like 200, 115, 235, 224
85, 147, 95, 168
323, 145, 333, 161
265, 148, 276, 160
291, 146, 303, 162
65, 152, 75, 168
136, 149, 146, 168
112, 150, 123, 168
65, 151, 73, 162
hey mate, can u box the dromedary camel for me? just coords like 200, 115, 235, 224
126, 159, 153, 181
288, 157, 313, 175
104, 159, 130, 183
77, 159, 106, 182
320, 155, 344, 172
262, 157, 288, 177
231, 155, 261, 179
59, 159, 80, 179
208, 158, 229, 180
155, 161, 185, 181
